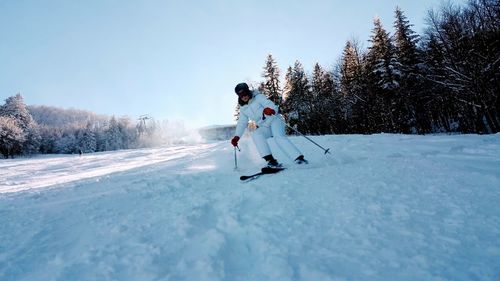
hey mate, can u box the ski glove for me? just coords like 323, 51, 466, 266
263, 107, 276, 116
231, 136, 240, 147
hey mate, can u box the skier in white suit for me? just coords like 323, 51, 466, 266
230, 82, 308, 167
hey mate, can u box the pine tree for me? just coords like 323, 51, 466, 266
282, 61, 312, 134
0, 94, 35, 131
0, 93, 39, 156
339, 40, 367, 133
340, 41, 363, 96
282, 66, 293, 102
393, 7, 421, 74
23, 124, 41, 156
365, 17, 401, 132
80, 121, 97, 153
117, 117, 137, 149
393, 6, 422, 133
56, 128, 79, 154
105, 116, 123, 151
37, 125, 58, 154
261, 54, 283, 107
367, 17, 401, 91
0, 116, 25, 158
310, 63, 336, 134
95, 124, 107, 152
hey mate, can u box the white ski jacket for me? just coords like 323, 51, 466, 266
234, 91, 279, 137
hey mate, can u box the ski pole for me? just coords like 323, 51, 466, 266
234, 145, 240, 169
283, 121, 331, 154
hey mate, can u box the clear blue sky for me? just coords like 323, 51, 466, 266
0, 0, 466, 128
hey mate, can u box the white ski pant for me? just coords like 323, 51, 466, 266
251, 116, 302, 160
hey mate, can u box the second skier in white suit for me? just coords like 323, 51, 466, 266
230, 82, 308, 167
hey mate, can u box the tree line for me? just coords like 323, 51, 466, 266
256, 0, 498, 135
0, 94, 193, 158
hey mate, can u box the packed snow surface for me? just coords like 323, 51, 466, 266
1, 134, 499, 281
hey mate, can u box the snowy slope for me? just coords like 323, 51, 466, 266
1, 134, 499, 281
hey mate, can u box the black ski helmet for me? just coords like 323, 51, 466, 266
234, 82, 250, 96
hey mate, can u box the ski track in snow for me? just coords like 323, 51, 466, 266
0, 134, 499, 281
0, 145, 214, 193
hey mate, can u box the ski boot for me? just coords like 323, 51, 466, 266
264, 154, 282, 168
294, 155, 309, 164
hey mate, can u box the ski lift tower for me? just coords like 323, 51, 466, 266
137, 114, 152, 136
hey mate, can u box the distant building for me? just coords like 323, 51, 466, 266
198, 124, 236, 141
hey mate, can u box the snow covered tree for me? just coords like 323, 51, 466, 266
37, 125, 61, 154
0, 93, 39, 156
393, 7, 422, 133
0, 116, 25, 158
394, 7, 421, 75
102, 116, 138, 151
23, 124, 41, 156
95, 124, 108, 152
365, 17, 401, 132
261, 54, 283, 107
310, 63, 336, 134
340, 41, 363, 97
367, 17, 401, 91
282, 61, 313, 134
118, 116, 138, 149
339, 40, 368, 133
55, 127, 79, 154
80, 121, 97, 153
0, 94, 35, 131
105, 116, 123, 151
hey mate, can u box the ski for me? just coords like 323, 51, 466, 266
240, 167, 285, 181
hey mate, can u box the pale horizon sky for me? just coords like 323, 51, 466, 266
0, 0, 466, 128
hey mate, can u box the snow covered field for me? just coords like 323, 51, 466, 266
1, 134, 499, 281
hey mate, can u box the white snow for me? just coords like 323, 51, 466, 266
1, 134, 499, 281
